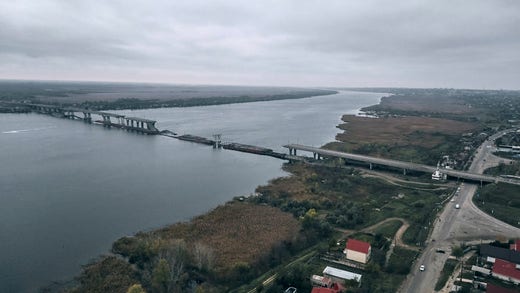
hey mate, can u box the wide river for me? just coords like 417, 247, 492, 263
0, 91, 383, 292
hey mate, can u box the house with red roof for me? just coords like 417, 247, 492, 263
343, 238, 371, 264
510, 239, 520, 252
492, 258, 520, 285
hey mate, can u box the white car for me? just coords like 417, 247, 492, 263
455, 204, 460, 209
420, 265, 425, 271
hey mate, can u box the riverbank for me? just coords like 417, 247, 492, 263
46, 88, 520, 292
0, 80, 337, 111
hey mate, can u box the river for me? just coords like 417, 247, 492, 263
0, 90, 383, 292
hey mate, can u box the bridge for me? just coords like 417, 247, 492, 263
15, 103, 159, 134
284, 143, 520, 185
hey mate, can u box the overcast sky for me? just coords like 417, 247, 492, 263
0, 0, 519, 89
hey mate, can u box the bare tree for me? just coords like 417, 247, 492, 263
193, 242, 215, 271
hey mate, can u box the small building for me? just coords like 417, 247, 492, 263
344, 238, 371, 264
492, 258, 520, 285
322, 266, 362, 285
311, 275, 333, 288
480, 244, 520, 264
510, 239, 520, 252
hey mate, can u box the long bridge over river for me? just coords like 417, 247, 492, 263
5, 101, 519, 186
284, 143, 520, 185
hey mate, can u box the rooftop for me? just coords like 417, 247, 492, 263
481, 244, 520, 264
492, 258, 520, 281
323, 266, 362, 281
346, 238, 371, 254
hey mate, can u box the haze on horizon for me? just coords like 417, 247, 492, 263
0, 0, 519, 90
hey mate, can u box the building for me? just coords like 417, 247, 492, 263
322, 266, 362, 285
492, 259, 520, 285
481, 244, 520, 264
510, 240, 520, 252
344, 238, 371, 264
311, 275, 333, 288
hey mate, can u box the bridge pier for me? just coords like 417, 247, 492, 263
370, 163, 373, 170
83, 112, 92, 123
403, 169, 407, 175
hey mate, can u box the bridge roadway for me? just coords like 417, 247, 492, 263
284, 143, 520, 185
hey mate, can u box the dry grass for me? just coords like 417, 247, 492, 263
373, 94, 475, 114
152, 202, 301, 270
335, 115, 478, 150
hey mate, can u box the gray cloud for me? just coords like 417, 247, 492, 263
0, 0, 519, 89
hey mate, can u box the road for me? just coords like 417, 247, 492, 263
285, 143, 520, 185
400, 130, 520, 293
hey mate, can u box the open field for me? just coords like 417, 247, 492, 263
149, 201, 301, 270
473, 183, 520, 228
0, 80, 336, 110
256, 163, 447, 245
325, 114, 479, 165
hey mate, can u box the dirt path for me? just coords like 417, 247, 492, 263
361, 171, 451, 191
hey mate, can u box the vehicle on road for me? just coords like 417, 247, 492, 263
435, 249, 445, 253
455, 204, 460, 209
285, 287, 297, 293
420, 265, 425, 271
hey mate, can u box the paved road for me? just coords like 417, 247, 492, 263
285, 143, 520, 185
400, 130, 520, 293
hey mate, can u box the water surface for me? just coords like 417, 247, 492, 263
0, 91, 382, 292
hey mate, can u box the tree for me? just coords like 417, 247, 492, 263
127, 284, 146, 293
193, 242, 215, 272
152, 259, 170, 293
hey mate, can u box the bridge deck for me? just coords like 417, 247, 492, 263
284, 143, 516, 184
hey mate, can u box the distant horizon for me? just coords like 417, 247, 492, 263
1, 1, 519, 91
1, 78, 518, 92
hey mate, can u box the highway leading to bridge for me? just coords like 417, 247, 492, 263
284, 143, 520, 186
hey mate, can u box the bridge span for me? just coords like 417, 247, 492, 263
284, 143, 520, 185
16, 103, 159, 134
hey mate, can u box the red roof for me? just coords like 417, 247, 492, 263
311, 288, 338, 293
486, 283, 518, 293
492, 258, 520, 281
510, 240, 520, 252
346, 238, 371, 254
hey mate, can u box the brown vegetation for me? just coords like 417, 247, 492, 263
151, 201, 301, 271
371, 94, 476, 114
334, 115, 478, 150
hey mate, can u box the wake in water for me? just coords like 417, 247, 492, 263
2, 126, 56, 134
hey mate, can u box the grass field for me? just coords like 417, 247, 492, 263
325, 114, 479, 165
150, 201, 301, 271
434, 259, 458, 291
473, 183, 520, 228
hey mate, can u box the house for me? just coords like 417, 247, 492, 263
480, 244, 520, 264
491, 258, 520, 285
344, 238, 371, 264
510, 240, 520, 252
322, 266, 362, 285
311, 275, 333, 288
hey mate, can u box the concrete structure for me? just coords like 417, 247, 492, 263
311, 275, 333, 288
322, 266, 362, 284
344, 238, 371, 264
284, 143, 520, 185
22, 103, 159, 134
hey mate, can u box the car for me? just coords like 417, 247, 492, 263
436, 249, 446, 253
455, 204, 460, 209
285, 287, 297, 293
420, 265, 425, 271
